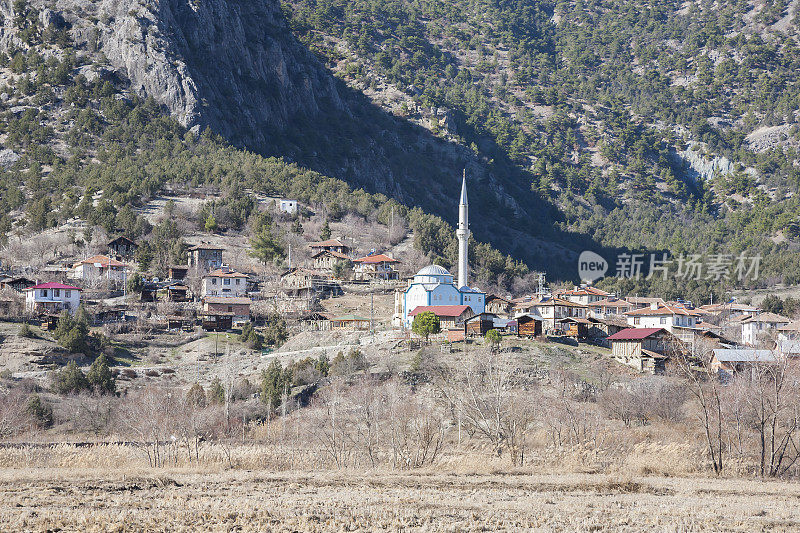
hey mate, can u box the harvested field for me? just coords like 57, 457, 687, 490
1, 467, 800, 531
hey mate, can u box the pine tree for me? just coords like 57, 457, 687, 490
87, 354, 115, 394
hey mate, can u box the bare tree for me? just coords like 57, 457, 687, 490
436, 351, 537, 466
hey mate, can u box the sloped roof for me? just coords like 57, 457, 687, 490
741, 312, 791, 324
561, 286, 610, 297
607, 327, 665, 340
712, 348, 780, 363
187, 244, 224, 251
624, 304, 701, 317
312, 249, 351, 260
778, 320, 800, 332
589, 298, 632, 308
353, 253, 399, 264
202, 296, 251, 305
204, 268, 248, 278
409, 305, 472, 318
309, 239, 347, 248
26, 282, 82, 291
76, 255, 126, 268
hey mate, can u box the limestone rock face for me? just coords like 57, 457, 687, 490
93, 0, 344, 146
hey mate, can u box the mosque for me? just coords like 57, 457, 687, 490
395, 175, 486, 328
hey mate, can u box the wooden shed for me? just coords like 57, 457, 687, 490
464, 313, 498, 337
517, 313, 543, 338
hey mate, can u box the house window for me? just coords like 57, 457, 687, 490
634, 317, 640, 325
235, 279, 241, 285
227, 306, 232, 313
41, 290, 47, 297
65, 290, 71, 297
54, 289, 60, 297
212, 278, 217, 285
660, 317, 667, 324
223, 279, 231, 286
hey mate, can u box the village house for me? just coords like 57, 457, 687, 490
558, 285, 611, 305
740, 312, 791, 346
309, 238, 350, 255
352, 253, 400, 281
279, 199, 298, 215
778, 320, 800, 340
168, 265, 189, 281
311, 249, 352, 274
587, 297, 632, 319
280, 267, 328, 300
202, 296, 251, 324
710, 348, 781, 379
106, 236, 138, 260
70, 255, 128, 282
0, 276, 36, 292
699, 302, 761, 319
623, 302, 701, 333
408, 304, 475, 329
187, 244, 224, 272
514, 296, 587, 332
625, 297, 667, 310
484, 294, 514, 317
328, 314, 371, 330
201, 268, 249, 298
607, 327, 671, 373
24, 282, 82, 315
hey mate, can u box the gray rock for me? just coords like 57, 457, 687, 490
0, 148, 20, 168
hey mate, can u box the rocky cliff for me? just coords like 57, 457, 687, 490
0, 0, 576, 270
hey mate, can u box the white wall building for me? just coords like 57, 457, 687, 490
70, 255, 128, 282
741, 313, 791, 346
24, 282, 81, 315
279, 199, 298, 214
399, 265, 485, 328
623, 302, 701, 333
200, 268, 249, 298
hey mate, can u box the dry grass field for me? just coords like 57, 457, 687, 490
2, 465, 800, 531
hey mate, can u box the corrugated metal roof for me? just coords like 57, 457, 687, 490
607, 327, 665, 340
712, 349, 779, 363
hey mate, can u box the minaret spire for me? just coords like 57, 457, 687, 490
456, 169, 469, 289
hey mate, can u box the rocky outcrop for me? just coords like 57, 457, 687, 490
93, 0, 345, 145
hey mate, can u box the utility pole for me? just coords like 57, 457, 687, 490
370, 291, 374, 336
288, 243, 292, 269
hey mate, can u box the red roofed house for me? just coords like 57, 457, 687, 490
70, 255, 128, 282
607, 327, 672, 373
558, 285, 611, 305
24, 282, 82, 315
624, 302, 701, 333
408, 305, 475, 329
352, 253, 400, 281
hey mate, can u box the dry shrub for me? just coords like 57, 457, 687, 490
623, 441, 704, 476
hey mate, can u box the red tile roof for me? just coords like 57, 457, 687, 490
26, 282, 82, 291
561, 286, 610, 296
409, 305, 472, 318
353, 254, 399, 264
624, 304, 701, 317
607, 327, 665, 340
76, 255, 127, 268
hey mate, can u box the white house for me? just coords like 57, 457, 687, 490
514, 296, 586, 331
623, 302, 701, 333
279, 199, 298, 214
200, 268, 249, 298
559, 285, 611, 305
399, 265, 485, 328
70, 255, 128, 282
24, 282, 81, 315
740, 312, 791, 346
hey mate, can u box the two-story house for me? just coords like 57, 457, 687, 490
70, 255, 128, 282
558, 286, 611, 305
741, 312, 791, 346
514, 296, 587, 331
24, 282, 82, 315
352, 253, 400, 281
187, 244, 224, 272
200, 268, 249, 298
308, 239, 350, 255
623, 302, 702, 340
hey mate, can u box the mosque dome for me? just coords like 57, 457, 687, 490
416, 265, 451, 277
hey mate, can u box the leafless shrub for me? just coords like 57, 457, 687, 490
0, 390, 34, 439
